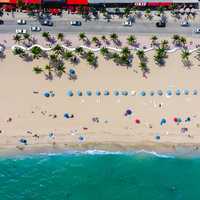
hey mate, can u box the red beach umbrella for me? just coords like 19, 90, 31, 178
135, 119, 141, 124
173, 117, 178, 122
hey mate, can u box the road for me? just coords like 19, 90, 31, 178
0, 18, 200, 36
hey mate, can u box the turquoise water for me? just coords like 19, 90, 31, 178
0, 151, 200, 200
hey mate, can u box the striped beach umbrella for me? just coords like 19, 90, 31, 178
96, 90, 101, 96
67, 90, 73, 97
86, 90, 92, 96
104, 90, 110, 96
113, 91, 119, 96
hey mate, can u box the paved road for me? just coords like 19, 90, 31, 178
0, 19, 200, 36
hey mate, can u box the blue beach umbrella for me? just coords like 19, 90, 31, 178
183, 89, 189, 95
77, 90, 82, 96
193, 89, 198, 95
140, 91, 146, 96
43, 91, 50, 97
86, 90, 92, 96
166, 90, 172, 96
121, 91, 128, 96
104, 90, 110, 96
64, 113, 70, 119
69, 68, 76, 75
113, 91, 119, 96
96, 90, 101, 96
157, 90, 163, 96
149, 91, 155, 96
67, 90, 73, 97
175, 89, 181, 96
160, 118, 167, 126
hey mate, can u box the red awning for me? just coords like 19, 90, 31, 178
24, 0, 41, 4
147, 2, 172, 7
67, 0, 88, 5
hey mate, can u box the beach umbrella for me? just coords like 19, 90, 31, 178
173, 117, 178, 123
86, 90, 92, 96
175, 89, 181, 96
64, 113, 70, 119
67, 90, 73, 97
96, 90, 101, 96
160, 118, 166, 126
183, 89, 189, 95
79, 136, 84, 141
77, 90, 82, 96
131, 90, 136, 96
149, 91, 154, 96
185, 117, 191, 122
19, 138, 27, 145
104, 90, 110, 96
166, 90, 172, 96
126, 109, 132, 116
43, 91, 50, 97
135, 118, 140, 124
113, 90, 119, 96
140, 91, 146, 96
69, 68, 76, 75
178, 118, 182, 123
193, 90, 198, 95
157, 90, 163, 96
155, 134, 160, 140
121, 91, 128, 96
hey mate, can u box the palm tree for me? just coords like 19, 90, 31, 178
53, 44, 64, 56
160, 40, 169, 49
13, 34, 21, 44
110, 33, 118, 42
136, 50, 145, 60
42, 32, 50, 41
49, 54, 58, 62
23, 33, 31, 41
121, 47, 130, 56
100, 47, 109, 57
151, 35, 158, 46
57, 33, 64, 41
13, 47, 25, 56
154, 47, 167, 65
63, 50, 73, 60
33, 66, 43, 74
181, 49, 190, 62
180, 36, 187, 47
31, 46, 43, 59
86, 52, 97, 67
101, 35, 107, 42
56, 63, 66, 77
127, 35, 137, 46
44, 64, 53, 78
92, 36, 100, 45
139, 62, 148, 72
79, 32, 86, 41
75, 47, 84, 56
172, 34, 180, 46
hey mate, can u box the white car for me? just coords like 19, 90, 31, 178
181, 21, 190, 27
17, 19, 26, 25
194, 28, 200, 34
123, 21, 132, 27
30, 26, 41, 32
16, 29, 27, 34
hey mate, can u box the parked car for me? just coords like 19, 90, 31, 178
41, 20, 53, 26
181, 21, 190, 27
16, 29, 27, 34
123, 21, 132, 27
70, 21, 82, 26
156, 21, 166, 27
17, 19, 26, 25
30, 26, 41, 32
194, 28, 200, 34
0, 20, 4, 25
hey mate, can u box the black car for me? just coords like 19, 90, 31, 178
156, 21, 166, 28
0, 20, 4, 25
70, 21, 82, 26
41, 20, 53, 26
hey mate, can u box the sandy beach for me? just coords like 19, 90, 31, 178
0, 33, 200, 155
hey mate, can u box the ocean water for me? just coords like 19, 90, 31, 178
0, 151, 200, 200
